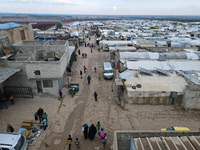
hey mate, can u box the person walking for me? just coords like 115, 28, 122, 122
74, 138, 80, 150
78, 49, 80, 55
94, 67, 97, 72
80, 70, 83, 79
94, 92, 98, 101
96, 121, 101, 131
97, 122, 101, 137
0, 96, 8, 109
85, 42, 86, 47
59, 90, 62, 98
34, 112, 38, 121
67, 135, 73, 150
9, 94, 15, 105
43, 118, 47, 131
91, 48, 92, 53
37, 108, 44, 123
82, 122, 88, 139
102, 133, 107, 149
84, 66, 86, 73
88, 124, 97, 140
99, 73, 101, 80
87, 75, 91, 84
43, 112, 48, 121
7, 124, 14, 132
100, 128, 104, 139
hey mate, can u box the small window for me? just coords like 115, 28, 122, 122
43, 80, 53, 88
34, 70, 40, 75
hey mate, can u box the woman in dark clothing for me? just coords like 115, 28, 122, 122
82, 122, 88, 139
88, 124, 97, 140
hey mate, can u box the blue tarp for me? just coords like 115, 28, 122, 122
0, 22, 21, 29
17, 128, 27, 134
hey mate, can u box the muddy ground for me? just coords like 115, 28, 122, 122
0, 36, 200, 150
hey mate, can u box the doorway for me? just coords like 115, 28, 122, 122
36, 81, 43, 93
169, 92, 178, 104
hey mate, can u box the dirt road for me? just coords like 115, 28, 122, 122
0, 35, 200, 150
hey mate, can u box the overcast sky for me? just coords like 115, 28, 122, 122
0, 0, 200, 15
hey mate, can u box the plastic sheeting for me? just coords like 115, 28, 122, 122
0, 22, 21, 29
126, 61, 200, 71
17, 128, 27, 134
147, 52, 159, 59
185, 53, 199, 60
119, 70, 133, 79
120, 52, 149, 59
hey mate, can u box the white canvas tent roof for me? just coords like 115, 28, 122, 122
126, 61, 200, 71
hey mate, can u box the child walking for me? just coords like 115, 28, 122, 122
74, 138, 80, 150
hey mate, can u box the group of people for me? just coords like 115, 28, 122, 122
82, 121, 107, 148
82, 53, 87, 58
67, 135, 80, 150
0, 94, 15, 109
34, 108, 48, 130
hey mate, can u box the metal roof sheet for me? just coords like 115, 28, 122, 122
155, 67, 169, 76
0, 22, 21, 29
139, 67, 153, 76
132, 135, 200, 150
0, 67, 21, 84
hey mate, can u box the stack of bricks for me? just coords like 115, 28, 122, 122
21, 120, 33, 129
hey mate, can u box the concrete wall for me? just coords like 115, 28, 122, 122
113, 131, 200, 150
39, 79, 59, 96
127, 91, 183, 105
3, 71, 60, 96
0, 24, 34, 44
181, 85, 200, 110
25, 53, 67, 79
128, 96, 169, 105
0, 53, 67, 96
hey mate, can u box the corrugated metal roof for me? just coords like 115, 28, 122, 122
0, 67, 21, 84
0, 22, 21, 29
132, 135, 200, 150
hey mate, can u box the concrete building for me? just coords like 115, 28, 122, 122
0, 39, 72, 97
116, 58, 200, 107
0, 22, 34, 45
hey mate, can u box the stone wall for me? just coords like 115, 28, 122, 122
0, 24, 34, 44
181, 85, 200, 110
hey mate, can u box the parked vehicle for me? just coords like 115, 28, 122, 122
69, 83, 79, 97
0, 132, 28, 150
161, 127, 190, 131
103, 62, 113, 79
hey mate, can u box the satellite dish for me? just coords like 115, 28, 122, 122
127, 84, 132, 88
132, 86, 136, 89
137, 84, 142, 88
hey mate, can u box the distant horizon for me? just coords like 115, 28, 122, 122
0, 0, 199, 16
1, 12, 200, 17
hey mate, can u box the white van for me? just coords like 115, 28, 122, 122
103, 62, 114, 79
0, 132, 28, 150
